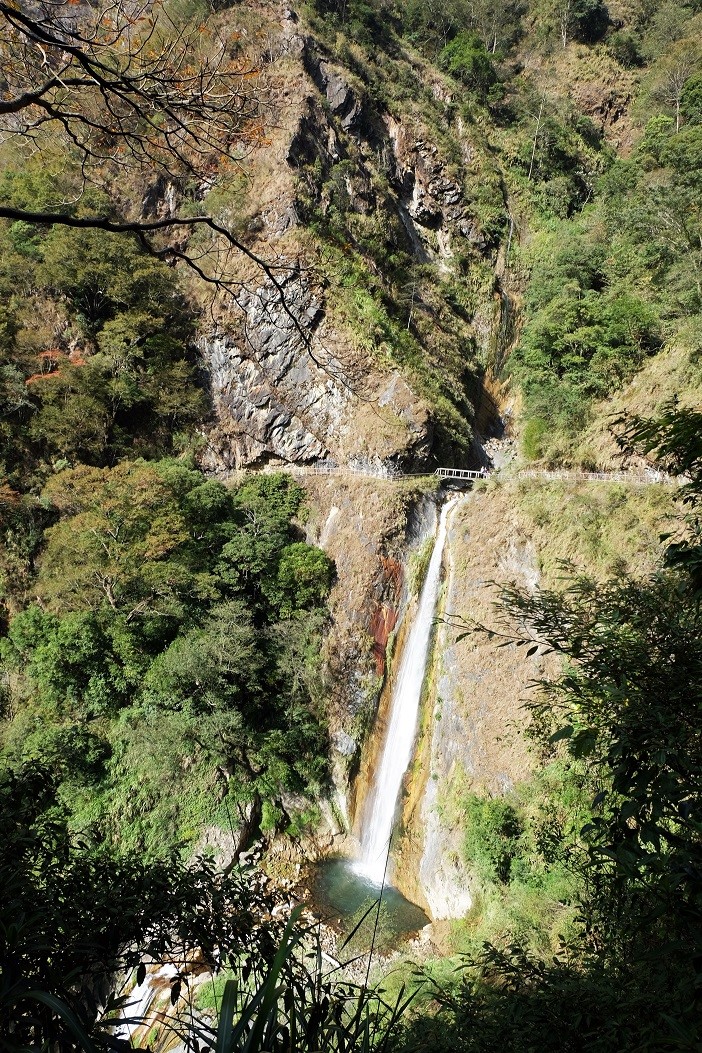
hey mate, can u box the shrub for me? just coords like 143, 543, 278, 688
681, 71, 702, 125
462, 794, 523, 884
569, 0, 609, 43
439, 32, 497, 95
607, 29, 644, 67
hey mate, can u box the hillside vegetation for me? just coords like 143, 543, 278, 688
2, 0, 702, 1050
305, 0, 702, 462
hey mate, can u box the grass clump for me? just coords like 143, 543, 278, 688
516, 480, 674, 582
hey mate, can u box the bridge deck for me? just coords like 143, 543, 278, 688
434, 468, 487, 480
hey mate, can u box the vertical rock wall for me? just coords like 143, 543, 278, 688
400, 487, 543, 918
299, 478, 440, 833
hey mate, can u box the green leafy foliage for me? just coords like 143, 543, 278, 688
4, 3, 702, 1050
200, 905, 413, 1053
0, 760, 343, 1053
0, 466, 334, 853
398, 0, 523, 56
517, 288, 659, 394
617, 408, 702, 594
510, 216, 662, 458
400, 412, 702, 1053
0, 168, 205, 480
606, 29, 644, 68
566, 0, 609, 42
462, 795, 524, 884
681, 71, 702, 123
308, 0, 397, 46
439, 33, 497, 95
435, 758, 584, 957
501, 5, 702, 461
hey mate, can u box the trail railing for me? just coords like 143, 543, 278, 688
242, 462, 680, 487
513, 468, 676, 486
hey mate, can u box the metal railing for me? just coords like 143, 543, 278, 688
514, 468, 676, 486
434, 468, 488, 481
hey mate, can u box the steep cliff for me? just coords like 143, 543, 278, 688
392, 472, 676, 932
191, 3, 509, 476
180, 0, 700, 881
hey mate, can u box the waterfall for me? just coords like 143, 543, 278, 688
356, 497, 458, 884
114, 966, 173, 1040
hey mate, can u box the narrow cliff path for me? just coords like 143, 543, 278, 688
240, 462, 681, 487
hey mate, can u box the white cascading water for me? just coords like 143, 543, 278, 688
114, 966, 172, 1040
356, 497, 458, 884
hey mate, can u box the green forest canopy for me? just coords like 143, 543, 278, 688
0, 465, 334, 854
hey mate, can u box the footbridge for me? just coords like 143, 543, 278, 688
435, 468, 490, 482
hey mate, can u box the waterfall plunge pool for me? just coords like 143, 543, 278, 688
309, 857, 429, 952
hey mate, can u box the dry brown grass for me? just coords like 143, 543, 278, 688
573, 344, 702, 469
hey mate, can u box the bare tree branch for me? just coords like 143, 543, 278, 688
0, 0, 335, 365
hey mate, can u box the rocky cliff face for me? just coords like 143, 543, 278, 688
391, 486, 544, 917
199, 276, 345, 469
187, 2, 521, 873
299, 39, 490, 266
299, 478, 440, 809
195, 4, 505, 475
199, 276, 432, 471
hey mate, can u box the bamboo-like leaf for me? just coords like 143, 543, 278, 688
214, 908, 306, 1053
246, 908, 304, 1052
214, 978, 239, 1053
23, 990, 98, 1053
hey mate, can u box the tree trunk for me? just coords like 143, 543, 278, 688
528, 97, 546, 181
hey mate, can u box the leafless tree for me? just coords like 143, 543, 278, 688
653, 49, 700, 133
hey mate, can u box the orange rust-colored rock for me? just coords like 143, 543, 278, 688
369, 603, 397, 676
368, 554, 403, 676
378, 553, 403, 596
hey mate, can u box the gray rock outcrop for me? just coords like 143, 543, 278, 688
199, 274, 350, 470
